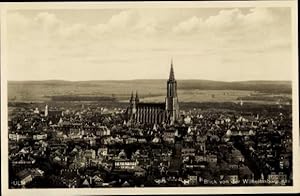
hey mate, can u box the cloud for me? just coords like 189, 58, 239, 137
205, 8, 244, 29
7, 9, 174, 43
243, 7, 276, 25
173, 16, 203, 34
173, 8, 290, 35
34, 12, 62, 31
172, 7, 291, 54
109, 10, 139, 29
93, 10, 161, 37
6, 8, 293, 81
93, 10, 138, 34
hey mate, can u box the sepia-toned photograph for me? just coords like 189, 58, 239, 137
1, 1, 299, 195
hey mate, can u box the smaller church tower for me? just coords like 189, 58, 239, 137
133, 91, 139, 115
135, 91, 139, 104
130, 91, 134, 103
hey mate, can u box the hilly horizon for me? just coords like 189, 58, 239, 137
8, 79, 292, 84
8, 79, 292, 103
8, 79, 292, 93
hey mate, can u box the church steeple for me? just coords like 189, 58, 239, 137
169, 59, 175, 81
166, 59, 179, 124
130, 91, 134, 102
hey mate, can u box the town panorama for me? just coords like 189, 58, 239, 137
8, 61, 293, 188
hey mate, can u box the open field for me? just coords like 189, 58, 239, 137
8, 80, 292, 104
142, 90, 253, 103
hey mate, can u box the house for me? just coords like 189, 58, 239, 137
137, 138, 147, 143
82, 178, 91, 187
69, 157, 86, 169
181, 148, 196, 157
228, 164, 239, 170
230, 149, 245, 163
121, 180, 130, 187
183, 135, 194, 143
53, 156, 62, 163
134, 166, 146, 177
90, 138, 96, 146
163, 130, 176, 144
16, 168, 44, 186
93, 174, 104, 187
97, 148, 108, 157
195, 155, 207, 162
33, 133, 47, 140
11, 155, 36, 166
84, 149, 96, 159
207, 154, 218, 163
152, 136, 161, 143
16, 169, 33, 186
114, 159, 138, 170
184, 116, 192, 124
125, 137, 137, 144
95, 126, 111, 136
70, 147, 80, 156
8, 133, 18, 141
9, 133, 30, 141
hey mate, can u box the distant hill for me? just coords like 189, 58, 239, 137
9, 79, 292, 92
177, 80, 291, 93
8, 79, 292, 102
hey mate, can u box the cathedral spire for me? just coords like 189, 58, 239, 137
166, 58, 179, 124
169, 59, 175, 81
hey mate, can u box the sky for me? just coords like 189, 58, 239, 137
6, 7, 292, 81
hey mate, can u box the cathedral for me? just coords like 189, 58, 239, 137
126, 60, 179, 125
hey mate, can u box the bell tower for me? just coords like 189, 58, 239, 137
165, 59, 179, 124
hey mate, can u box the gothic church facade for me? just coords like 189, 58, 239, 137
126, 61, 179, 124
